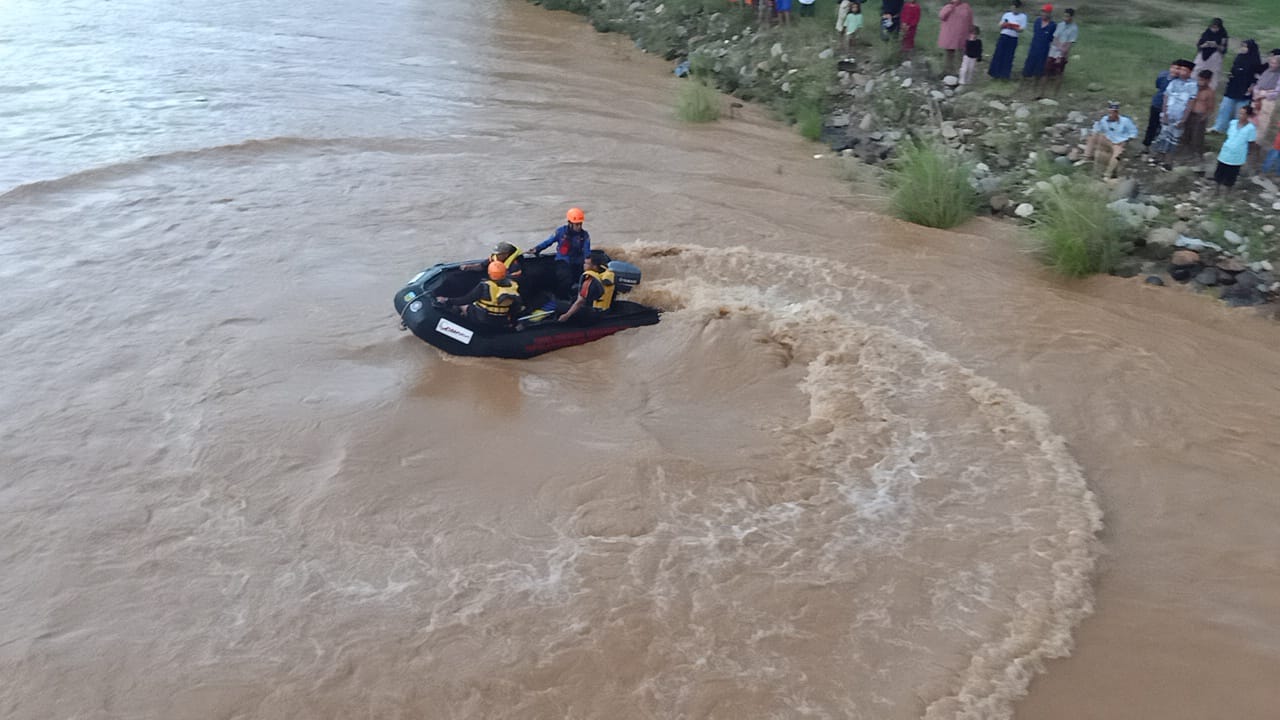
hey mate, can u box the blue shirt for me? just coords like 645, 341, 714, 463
1151, 69, 1171, 109
1093, 114, 1139, 144
1218, 119, 1257, 166
533, 224, 591, 264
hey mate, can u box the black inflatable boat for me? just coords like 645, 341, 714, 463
393, 254, 661, 358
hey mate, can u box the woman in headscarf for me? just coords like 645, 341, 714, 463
1192, 18, 1228, 91
1212, 39, 1263, 133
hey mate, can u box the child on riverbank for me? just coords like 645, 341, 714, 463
900, 0, 921, 53
960, 26, 982, 85
842, 2, 864, 51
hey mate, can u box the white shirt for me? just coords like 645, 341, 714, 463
999, 11, 1027, 38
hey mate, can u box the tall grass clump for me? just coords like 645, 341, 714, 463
887, 141, 977, 229
675, 79, 720, 122
795, 101, 824, 140
1032, 181, 1132, 277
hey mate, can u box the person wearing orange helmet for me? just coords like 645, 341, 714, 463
435, 260, 523, 326
532, 206, 592, 298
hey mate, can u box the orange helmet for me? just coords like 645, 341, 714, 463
566, 207, 585, 224
487, 260, 507, 280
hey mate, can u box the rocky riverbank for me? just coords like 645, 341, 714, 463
528, 0, 1279, 311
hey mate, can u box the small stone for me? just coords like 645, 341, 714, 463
1066, 110, 1088, 124
830, 112, 851, 127
859, 113, 875, 131
1194, 267, 1220, 286
1087, 82, 1104, 92
1014, 203, 1035, 218
771, 42, 783, 58
818, 48, 834, 59
865, 80, 876, 94
943, 75, 960, 87
974, 162, 990, 175
869, 131, 884, 141
781, 81, 791, 93
1014, 107, 1031, 119
988, 101, 1009, 112
901, 77, 913, 88
990, 194, 1010, 212
1147, 228, 1178, 247
1144, 275, 1166, 286
1217, 257, 1247, 273
930, 90, 946, 101
1050, 144, 1069, 155
941, 123, 958, 139
1264, 225, 1276, 234
1224, 230, 1243, 245
1171, 250, 1200, 266
1034, 181, 1054, 193
1038, 98, 1059, 106
1050, 174, 1070, 187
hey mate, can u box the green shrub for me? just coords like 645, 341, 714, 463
796, 101, 823, 140
676, 79, 721, 122
887, 141, 977, 229
1032, 181, 1133, 277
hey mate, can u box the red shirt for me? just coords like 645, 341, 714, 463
1274, 125, 1280, 151
901, 1, 921, 25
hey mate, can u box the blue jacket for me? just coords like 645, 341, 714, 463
534, 224, 591, 264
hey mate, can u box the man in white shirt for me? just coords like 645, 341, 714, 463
1084, 102, 1139, 178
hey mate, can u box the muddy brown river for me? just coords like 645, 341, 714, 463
1, 0, 1277, 718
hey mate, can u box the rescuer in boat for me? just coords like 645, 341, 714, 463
460, 241, 523, 280
436, 260, 523, 327
531, 207, 590, 298
558, 250, 616, 324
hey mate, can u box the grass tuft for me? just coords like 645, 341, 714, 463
675, 79, 721, 122
1032, 181, 1133, 277
887, 141, 977, 229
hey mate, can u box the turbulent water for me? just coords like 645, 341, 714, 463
2, 0, 1277, 718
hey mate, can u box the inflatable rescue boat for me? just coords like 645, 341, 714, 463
393, 254, 660, 358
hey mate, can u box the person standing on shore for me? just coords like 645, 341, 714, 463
937, 0, 975, 75
1191, 18, 1229, 91
988, 0, 1027, 80
1142, 63, 1175, 151
1084, 101, 1138, 179
1250, 50, 1280, 144
1036, 8, 1077, 97
1212, 40, 1262, 133
1020, 4, 1056, 80
1181, 69, 1216, 158
900, 0, 922, 54
1152, 60, 1197, 167
841, 1, 864, 51
1214, 105, 1257, 195
797, 0, 816, 18
774, 0, 793, 25
1262, 117, 1280, 175
960, 26, 983, 85
879, 0, 903, 42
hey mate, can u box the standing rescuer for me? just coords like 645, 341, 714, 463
436, 260, 523, 326
533, 207, 591, 298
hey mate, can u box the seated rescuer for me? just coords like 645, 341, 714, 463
532, 207, 590, 298
461, 241, 523, 280
436, 260, 523, 327
558, 250, 616, 324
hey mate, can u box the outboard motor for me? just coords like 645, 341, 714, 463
607, 260, 642, 294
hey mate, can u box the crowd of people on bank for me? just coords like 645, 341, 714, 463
738, 1, 1280, 189
1080, 18, 1280, 192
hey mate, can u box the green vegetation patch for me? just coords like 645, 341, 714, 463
888, 141, 978, 229
1032, 181, 1133, 277
676, 79, 722, 122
